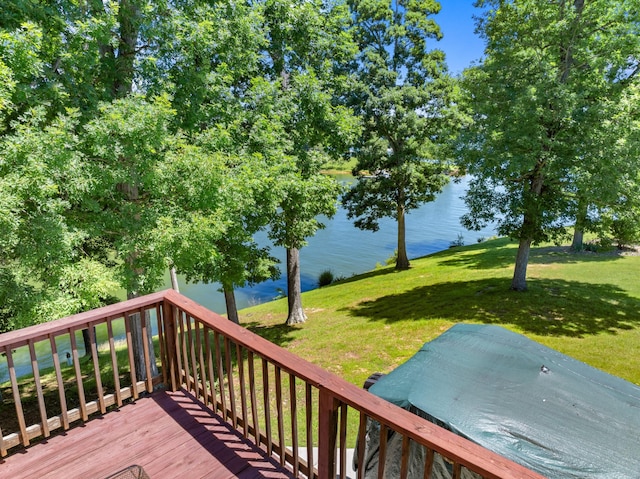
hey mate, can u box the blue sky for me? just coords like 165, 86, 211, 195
435, 1, 486, 75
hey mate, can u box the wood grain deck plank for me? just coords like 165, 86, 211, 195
0, 389, 293, 479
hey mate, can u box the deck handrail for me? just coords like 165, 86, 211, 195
163, 290, 544, 479
0, 291, 545, 479
0, 293, 166, 456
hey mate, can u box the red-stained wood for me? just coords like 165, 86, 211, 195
237, 342, 249, 438
48, 334, 69, 430
155, 303, 167, 386
164, 289, 545, 479
88, 326, 106, 414
317, 389, 338, 479
339, 404, 348, 479
248, 350, 261, 446
289, 374, 299, 476
0, 292, 166, 349
139, 307, 153, 394
123, 313, 138, 401
0, 290, 547, 479
305, 384, 315, 479
28, 340, 49, 438
0, 389, 294, 479
106, 318, 123, 408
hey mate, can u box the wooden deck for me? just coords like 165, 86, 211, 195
0, 388, 295, 479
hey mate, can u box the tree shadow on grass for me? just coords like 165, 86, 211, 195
244, 321, 301, 349
437, 240, 630, 271
342, 278, 640, 338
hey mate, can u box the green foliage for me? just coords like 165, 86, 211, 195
318, 270, 335, 287
343, 0, 463, 269
255, 0, 359, 324
449, 234, 464, 248
458, 0, 640, 289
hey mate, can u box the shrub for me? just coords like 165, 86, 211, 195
318, 270, 334, 287
449, 234, 464, 248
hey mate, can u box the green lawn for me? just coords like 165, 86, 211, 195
240, 238, 640, 388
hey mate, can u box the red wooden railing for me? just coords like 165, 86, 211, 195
0, 290, 544, 479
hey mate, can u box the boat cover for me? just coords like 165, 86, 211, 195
367, 323, 640, 478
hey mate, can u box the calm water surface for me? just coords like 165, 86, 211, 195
176, 175, 496, 313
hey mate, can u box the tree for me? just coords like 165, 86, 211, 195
569, 82, 640, 250
153, 138, 281, 324
144, 1, 285, 323
342, 0, 460, 270
458, 0, 640, 291
260, 0, 359, 325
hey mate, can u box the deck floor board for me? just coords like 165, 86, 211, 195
1, 389, 295, 479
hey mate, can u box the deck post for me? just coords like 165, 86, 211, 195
317, 388, 339, 479
162, 300, 179, 391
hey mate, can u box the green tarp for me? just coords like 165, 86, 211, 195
368, 324, 640, 478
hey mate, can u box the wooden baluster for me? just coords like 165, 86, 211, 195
196, 321, 208, 405
49, 334, 69, 429
106, 318, 122, 407
377, 424, 388, 479
155, 303, 167, 386
69, 329, 88, 420
275, 366, 285, 466
424, 448, 435, 479
139, 307, 154, 394
214, 331, 227, 421
204, 327, 217, 409
0, 417, 5, 457
236, 343, 249, 437
176, 310, 188, 389
6, 347, 29, 447
186, 314, 199, 397
306, 383, 315, 479
27, 339, 49, 438
400, 435, 411, 479
161, 301, 178, 391
289, 374, 299, 476
317, 389, 338, 479
123, 313, 139, 400
87, 325, 106, 413
224, 337, 237, 427
262, 358, 273, 456
356, 413, 367, 479
339, 403, 348, 479
248, 351, 260, 445
452, 462, 462, 479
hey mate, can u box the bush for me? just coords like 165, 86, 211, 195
318, 270, 334, 287
449, 234, 465, 248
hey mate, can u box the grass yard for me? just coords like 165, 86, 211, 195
240, 238, 640, 388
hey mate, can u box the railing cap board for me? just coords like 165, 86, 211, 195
0, 291, 168, 350
164, 290, 545, 479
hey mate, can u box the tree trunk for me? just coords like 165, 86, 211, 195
571, 199, 588, 250
113, 0, 139, 98
285, 247, 307, 325
81, 327, 96, 358
170, 267, 180, 292
223, 284, 240, 324
571, 228, 585, 251
511, 237, 532, 291
396, 204, 410, 270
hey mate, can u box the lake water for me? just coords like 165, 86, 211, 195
174, 175, 496, 313
0, 175, 495, 383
